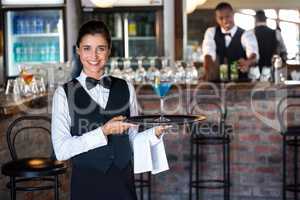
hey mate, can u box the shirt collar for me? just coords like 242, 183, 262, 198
256, 22, 267, 26
78, 71, 107, 80
77, 71, 109, 90
221, 25, 238, 36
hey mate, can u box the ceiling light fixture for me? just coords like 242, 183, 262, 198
90, 0, 116, 8
186, 0, 207, 14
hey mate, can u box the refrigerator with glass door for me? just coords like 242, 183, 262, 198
1, 0, 67, 77
80, 0, 164, 58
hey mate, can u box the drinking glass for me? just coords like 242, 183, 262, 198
185, 62, 198, 84
173, 60, 186, 83
110, 57, 123, 79
19, 66, 35, 96
146, 57, 159, 83
260, 66, 272, 82
135, 56, 147, 84
5, 78, 20, 97
152, 75, 173, 122
122, 57, 134, 82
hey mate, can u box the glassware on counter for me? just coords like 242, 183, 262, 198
17, 64, 48, 96
108, 57, 200, 85
5, 78, 21, 97
146, 57, 160, 83
110, 57, 123, 79
134, 56, 147, 84
122, 57, 135, 83
160, 56, 170, 68
173, 60, 186, 84
20, 67, 35, 96
260, 67, 272, 82
160, 58, 173, 82
185, 61, 198, 84
248, 66, 261, 82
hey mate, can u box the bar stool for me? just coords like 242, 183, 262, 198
135, 172, 151, 200
189, 98, 231, 200
277, 95, 300, 200
1, 115, 67, 200
134, 124, 152, 200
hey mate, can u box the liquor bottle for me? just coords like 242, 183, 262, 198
273, 55, 283, 84
27, 42, 34, 61
40, 42, 47, 62
128, 15, 137, 36
51, 16, 59, 33
230, 61, 239, 81
36, 16, 44, 33
23, 16, 30, 34
32, 16, 38, 33
16, 16, 25, 34
49, 41, 57, 61
219, 57, 228, 81
44, 17, 51, 33
13, 15, 19, 34
21, 42, 28, 62
14, 42, 22, 62
32, 42, 38, 61
54, 41, 60, 61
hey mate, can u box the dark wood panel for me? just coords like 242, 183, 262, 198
174, 0, 183, 60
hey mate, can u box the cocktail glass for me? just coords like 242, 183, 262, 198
152, 76, 172, 122
20, 67, 34, 96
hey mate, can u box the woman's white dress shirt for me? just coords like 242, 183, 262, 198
202, 25, 259, 61
51, 71, 169, 174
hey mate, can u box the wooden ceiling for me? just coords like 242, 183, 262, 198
197, 0, 300, 9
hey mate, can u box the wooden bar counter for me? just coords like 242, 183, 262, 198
0, 82, 299, 200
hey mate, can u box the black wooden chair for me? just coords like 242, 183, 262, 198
189, 97, 231, 200
277, 95, 300, 200
1, 115, 67, 200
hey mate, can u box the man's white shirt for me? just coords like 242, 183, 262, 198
202, 25, 259, 61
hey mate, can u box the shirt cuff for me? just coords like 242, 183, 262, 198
82, 127, 108, 150
148, 127, 163, 146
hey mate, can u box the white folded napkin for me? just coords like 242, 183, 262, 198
132, 134, 169, 174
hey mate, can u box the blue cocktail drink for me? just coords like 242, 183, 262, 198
152, 77, 172, 122
153, 82, 172, 97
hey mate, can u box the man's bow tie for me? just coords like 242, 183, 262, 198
85, 76, 112, 90
223, 32, 232, 37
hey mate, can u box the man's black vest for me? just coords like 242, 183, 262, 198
63, 76, 131, 173
214, 26, 248, 80
255, 25, 277, 70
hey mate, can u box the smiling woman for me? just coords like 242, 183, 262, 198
51, 20, 169, 200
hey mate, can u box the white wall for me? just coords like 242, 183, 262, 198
66, 0, 80, 60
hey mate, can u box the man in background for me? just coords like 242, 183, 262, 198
254, 10, 287, 72
202, 2, 259, 81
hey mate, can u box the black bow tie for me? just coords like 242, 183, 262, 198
85, 76, 112, 90
223, 32, 232, 37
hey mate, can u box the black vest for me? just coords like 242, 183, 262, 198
214, 26, 248, 80
255, 25, 277, 70
63, 77, 131, 173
